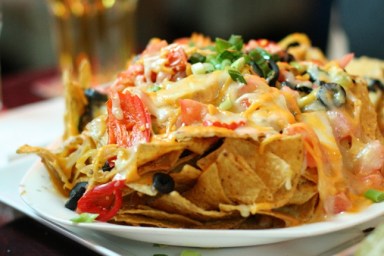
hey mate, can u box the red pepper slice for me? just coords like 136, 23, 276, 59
76, 179, 125, 222
203, 120, 245, 130
107, 91, 151, 147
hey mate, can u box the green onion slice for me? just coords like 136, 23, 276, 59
71, 213, 99, 223
228, 69, 246, 84
364, 189, 384, 203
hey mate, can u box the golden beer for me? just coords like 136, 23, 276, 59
46, 0, 137, 84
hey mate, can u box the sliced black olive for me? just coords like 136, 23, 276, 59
78, 89, 108, 131
367, 78, 384, 92
65, 182, 88, 211
152, 172, 175, 194
266, 60, 279, 87
102, 160, 114, 172
317, 82, 346, 109
78, 104, 93, 132
281, 81, 296, 89
279, 51, 295, 63
250, 61, 263, 77
84, 88, 108, 103
281, 81, 312, 94
295, 83, 313, 94
250, 60, 279, 87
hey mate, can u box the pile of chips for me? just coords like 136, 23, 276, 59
18, 33, 384, 229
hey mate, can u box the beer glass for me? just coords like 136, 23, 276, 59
46, 0, 138, 85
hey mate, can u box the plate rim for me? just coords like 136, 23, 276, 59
19, 159, 384, 247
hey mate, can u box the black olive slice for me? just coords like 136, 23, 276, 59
152, 172, 175, 194
78, 88, 108, 132
266, 60, 279, 86
102, 160, 114, 172
317, 83, 346, 109
279, 52, 295, 63
84, 88, 108, 103
250, 61, 263, 77
367, 78, 384, 92
65, 182, 88, 211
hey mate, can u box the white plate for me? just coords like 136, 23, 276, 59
19, 159, 384, 248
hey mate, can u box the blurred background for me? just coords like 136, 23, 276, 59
1, 0, 383, 98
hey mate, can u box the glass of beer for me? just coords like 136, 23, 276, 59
45, 0, 138, 85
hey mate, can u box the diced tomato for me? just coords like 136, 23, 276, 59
107, 91, 151, 147
77, 179, 126, 222
166, 45, 188, 80
116, 64, 144, 87
245, 39, 282, 54
361, 170, 384, 189
326, 110, 355, 142
356, 140, 384, 176
179, 99, 208, 125
324, 192, 352, 215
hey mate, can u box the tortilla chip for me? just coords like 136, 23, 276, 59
287, 177, 318, 205
136, 142, 185, 166
216, 150, 269, 205
274, 194, 320, 223
113, 214, 196, 228
17, 144, 70, 196
116, 206, 202, 228
183, 162, 233, 210
138, 150, 183, 175
171, 164, 202, 192
150, 191, 234, 221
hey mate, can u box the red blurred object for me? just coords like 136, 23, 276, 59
2, 68, 60, 109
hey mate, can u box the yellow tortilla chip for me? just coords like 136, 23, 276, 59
183, 162, 233, 210
150, 191, 234, 221
216, 150, 269, 205
116, 206, 202, 228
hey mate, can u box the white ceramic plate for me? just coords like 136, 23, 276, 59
20, 160, 384, 248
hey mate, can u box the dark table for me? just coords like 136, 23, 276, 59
0, 207, 99, 255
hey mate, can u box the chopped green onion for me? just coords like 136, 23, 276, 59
71, 213, 99, 223
215, 35, 243, 54
191, 63, 214, 75
215, 38, 233, 53
220, 59, 231, 69
147, 85, 161, 92
217, 50, 242, 62
188, 53, 206, 64
364, 189, 384, 203
180, 250, 202, 256
228, 34, 244, 51
230, 57, 246, 71
228, 69, 246, 84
